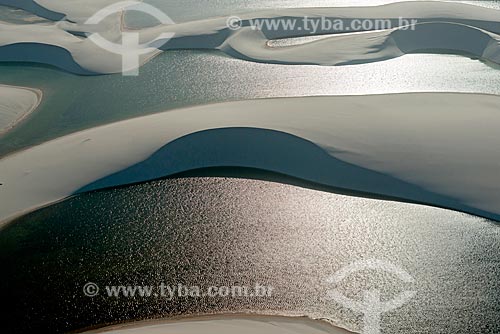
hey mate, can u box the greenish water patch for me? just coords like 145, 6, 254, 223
0, 5, 49, 24
1, 51, 500, 156
134, 0, 500, 24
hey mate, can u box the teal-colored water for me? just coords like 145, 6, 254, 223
1, 2, 500, 333
1, 51, 500, 156
1, 0, 499, 155
0, 5, 48, 23
139, 0, 500, 22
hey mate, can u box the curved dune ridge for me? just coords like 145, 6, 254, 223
0, 1, 499, 74
0, 84, 41, 135
83, 315, 354, 334
1, 93, 500, 226
220, 22, 500, 66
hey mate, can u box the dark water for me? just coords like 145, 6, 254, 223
0, 177, 499, 333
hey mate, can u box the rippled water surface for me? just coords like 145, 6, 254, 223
1, 177, 499, 333
1, 51, 500, 156
140, 0, 500, 22
1, 1, 499, 155
1, 2, 499, 333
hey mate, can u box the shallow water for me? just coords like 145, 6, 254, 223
137, 0, 500, 23
0, 5, 48, 23
1, 177, 499, 333
1, 0, 500, 155
1, 2, 499, 333
1, 51, 500, 156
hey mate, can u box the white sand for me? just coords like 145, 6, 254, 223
220, 21, 500, 66
83, 315, 353, 334
1, 93, 500, 226
0, 84, 41, 135
0, 1, 499, 74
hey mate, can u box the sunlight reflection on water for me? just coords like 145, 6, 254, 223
1, 177, 499, 333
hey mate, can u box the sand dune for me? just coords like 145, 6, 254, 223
0, 0, 63, 21
220, 22, 500, 66
0, 1, 499, 74
83, 315, 353, 334
0, 84, 41, 135
1, 93, 500, 226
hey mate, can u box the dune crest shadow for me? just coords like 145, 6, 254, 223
79, 127, 496, 221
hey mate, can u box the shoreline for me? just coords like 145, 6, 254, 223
1, 93, 500, 227
0, 83, 42, 136
2, 164, 498, 232
0, 2, 499, 74
1, 90, 499, 160
79, 314, 355, 334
